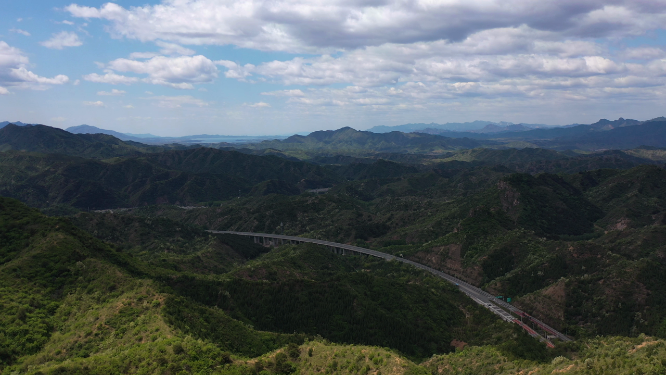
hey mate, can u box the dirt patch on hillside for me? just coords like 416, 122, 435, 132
609, 218, 631, 231
410, 244, 484, 285
515, 279, 566, 328
629, 340, 660, 353
450, 340, 467, 350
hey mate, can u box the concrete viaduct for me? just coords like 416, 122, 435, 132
208, 230, 571, 347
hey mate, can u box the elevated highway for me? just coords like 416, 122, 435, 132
209, 230, 572, 346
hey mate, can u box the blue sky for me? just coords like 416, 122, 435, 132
1, 1, 666, 136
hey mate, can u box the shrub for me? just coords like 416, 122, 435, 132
287, 343, 300, 359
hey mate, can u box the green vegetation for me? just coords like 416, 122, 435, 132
424, 335, 666, 375
3, 121, 666, 373
240, 127, 490, 154
0, 197, 509, 373
123, 162, 666, 340
0, 123, 189, 158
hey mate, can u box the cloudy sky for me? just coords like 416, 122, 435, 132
1, 0, 666, 135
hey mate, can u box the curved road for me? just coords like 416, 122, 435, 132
209, 230, 571, 347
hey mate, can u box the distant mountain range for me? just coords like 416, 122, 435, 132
367, 118, 648, 136
3, 117, 666, 155
242, 126, 494, 154
367, 121, 549, 133
420, 123, 536, 135
65, 124, 287, 145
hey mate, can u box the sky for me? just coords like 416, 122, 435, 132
1, 1, 666, 136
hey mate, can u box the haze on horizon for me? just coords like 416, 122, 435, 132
2, 0, 666, 136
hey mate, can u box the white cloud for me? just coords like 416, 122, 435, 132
62, 20, 75, 25
40, 31, 82, 49
0, 41, 69, 90
0, 41, 29, 68
262, 89, 305, 97
9, 28, 31, 36
247, 102, 270, 108
66, 1, 666, 53
621, 47, 666, 61
83, 72, 139, 85
73, 79, 80, 85
0, 86, 8, 95
128, 41, 194, 60
63, 0, 666, 123
10, 67, 69, 84
124, 104, 134, 108
148, 95, 210, 108
155, 41, 195, 56
129, 52, 159, 59
97, 89, 126, 96
215, 60, 255, 80
51, 117, 66, 122
105, 55, 218, 89
83, 100, 105, 107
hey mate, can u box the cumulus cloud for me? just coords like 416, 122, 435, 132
215, 60, 255, 80
262, 89, 305, 97
129, 52, 159, 59
0, 41, 70, 90
97, 89, 126, 95
64, 0, 666, 120
247, 102, 270, 108
66, 1, 666, 52
148, 95, 209, 108
0, 86, 8, 95
40, 31, 82, 49
621, 47, 666, 61
129, 41, 195, 60
102, 55, 218, 89
83, 72, 138, 84
9, 28, 31, 36
155, 41, 195, 56
83, 100, 105, 107
10, 67, 69, 84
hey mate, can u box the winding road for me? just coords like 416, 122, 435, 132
209, 230, 572, 347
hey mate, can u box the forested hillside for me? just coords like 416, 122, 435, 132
0, 124, 189, 158
2, 122, 666, 374
120, 163, 666, 340
0, 197, 520, 372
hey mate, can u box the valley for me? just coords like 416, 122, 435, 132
1, 119, 666, 374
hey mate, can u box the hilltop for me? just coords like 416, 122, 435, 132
0, 124, 190, 158
66, 124, 139, 142
241, 127, 492, 154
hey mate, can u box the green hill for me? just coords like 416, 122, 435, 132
0, 148, 344, 209
0, 124, 187, 158
0, 151, 249, 209
129, 163, 666, 340
0, 197, 517, 373
242, 127, 491, 154
424, 335, 666, 375
143, 147, 337, 188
